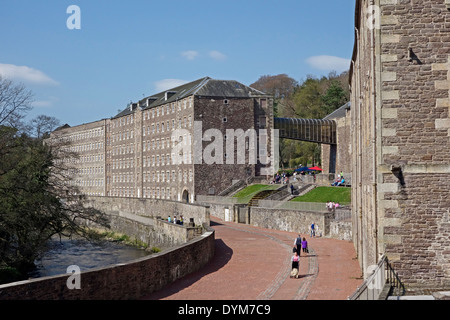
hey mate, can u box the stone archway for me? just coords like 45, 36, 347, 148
182, 189, 189, 203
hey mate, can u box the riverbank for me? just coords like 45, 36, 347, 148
29, 235, 153, 280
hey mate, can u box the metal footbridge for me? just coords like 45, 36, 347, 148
274, 117, 337, 145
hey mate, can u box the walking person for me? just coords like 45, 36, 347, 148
290, 251, 300, 278
301, 237, 308, 254
294, 234, 302, 256
310, 222, 315, 237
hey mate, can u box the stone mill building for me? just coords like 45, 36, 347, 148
49, 77, 275, 203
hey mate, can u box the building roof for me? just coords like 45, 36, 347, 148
112, 77, 268, 119
323, 102, 351, 120
53, 123, 71, 131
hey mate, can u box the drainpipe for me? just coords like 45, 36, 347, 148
370, 0, 379, 264
355, 25, 364, 272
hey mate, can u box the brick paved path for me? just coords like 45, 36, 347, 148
143, 217, 362, 300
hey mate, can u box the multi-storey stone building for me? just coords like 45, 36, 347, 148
51, 120, 108, 197
50, 77, 274, 203
351, 0, 450, 292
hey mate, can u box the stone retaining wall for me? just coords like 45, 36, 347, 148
85, 196, 210, 226
105, 212, 203, 248
200, 199, 352, 240
0, 226, 215, 300
247, 207, 334, 236
330, 220, 352, 241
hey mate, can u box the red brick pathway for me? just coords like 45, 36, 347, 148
142, 217, 363, 300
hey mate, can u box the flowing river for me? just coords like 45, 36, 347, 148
28, 236, 152, 279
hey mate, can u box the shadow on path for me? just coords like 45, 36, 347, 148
142, 238, 233, 300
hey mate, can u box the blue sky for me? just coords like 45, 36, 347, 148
0, 0, 356, 126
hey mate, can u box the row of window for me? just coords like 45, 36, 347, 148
111, 151, 192, 170
111, 133, 192, 157
142, 187, 174, 200
142, 116, 193, 136
109, 186, 182, 199
110, 187, 180, 201
57, 127, 104, 143
142, 98, 193, 121
142, 153, 192, 167
73, 179, 105, 187
111, 97, 194, 130
79, 154, 104, 163
57, 153, 104, 165
111, 116, 193, 143
77, 166, 104, 175
112, 169, 193, 184
67, 141, 104, 153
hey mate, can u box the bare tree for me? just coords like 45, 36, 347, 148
0, 76, 34, 129
29, 114, 61, 138
250, 74, 298, 99
0, 78, 110, 281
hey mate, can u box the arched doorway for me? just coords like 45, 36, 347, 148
182, 189, 189, 203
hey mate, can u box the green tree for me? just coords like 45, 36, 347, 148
258, 71, 350, 168
321, 80, 348, 116
0, 127, 109, 279
250, 74, 298, 117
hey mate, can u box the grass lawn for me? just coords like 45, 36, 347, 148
291, 186, 351, 205
233, 184, 280, 203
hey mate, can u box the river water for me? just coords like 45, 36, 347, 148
28, 237, 152, 279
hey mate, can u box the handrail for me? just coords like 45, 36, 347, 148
348, 255, 405, 300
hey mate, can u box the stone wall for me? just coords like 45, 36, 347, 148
330, 221, 352, 241
85, 196, 210, 226
193, 95, 274, 197
247, 207, 334, 237
198, 197, 351, 240
350, 0, 450, 291
105, 212, 202, 248
193, 97, 256, 197
0, 226, 215, 300
84, 196, 209, 248
322, 107, 352, 176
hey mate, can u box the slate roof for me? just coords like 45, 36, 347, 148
53, 123, 71, 131
323, 102, 351, 120
112, 77, 267, 119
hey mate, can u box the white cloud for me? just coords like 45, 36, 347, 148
209, 50, 227, 61
154, 79, 189, 92
181, 50, 199, 60
0, 63, 59, 86
306, 55, 351, 73
32, 96, 59, 108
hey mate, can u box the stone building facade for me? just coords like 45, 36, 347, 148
51, 120, 108, 197
321, 102, 352, 177
350, 0, 450, 292
49, 77, 274, 203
